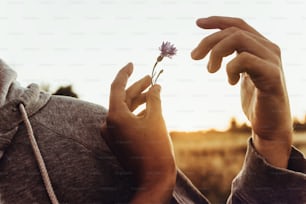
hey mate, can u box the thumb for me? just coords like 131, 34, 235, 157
146, 85, 162, 118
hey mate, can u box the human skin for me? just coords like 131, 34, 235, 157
101, 63, 176, 204
102, 16, 293, 203
191, 16, 293, 168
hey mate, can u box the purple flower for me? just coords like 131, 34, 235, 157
159, 41, 177, 59
151, 41, 177, 86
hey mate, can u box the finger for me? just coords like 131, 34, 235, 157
191, 27, 275, 61
226, 52, 280, 91
145, 85, 162, 118
240, 73, 256, 118
137, 109, 146, 117
130, 92, 147, 112
126, 75, 151, 106
109, 63, 133, 112
191, 29, 224, 60
196, 16, 266, 39
207, 31, 277, 73
226, 52, 264, 85
240, 73, 255, 93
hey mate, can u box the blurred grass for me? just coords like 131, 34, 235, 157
170, 130, 306, 204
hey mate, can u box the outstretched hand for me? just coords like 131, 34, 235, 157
192, 16, 293, 168
101, 63, 176, 203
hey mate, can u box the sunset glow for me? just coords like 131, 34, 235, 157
1, 0, 306, 131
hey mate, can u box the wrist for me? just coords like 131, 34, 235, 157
252, 131, 292, 168
131, 165, 177, 204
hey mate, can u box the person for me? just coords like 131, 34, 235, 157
0, 54, 205, 202
0, 16, 305, 204
104, 16, 306, 203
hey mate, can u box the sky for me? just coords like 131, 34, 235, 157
1, 0, 306, 131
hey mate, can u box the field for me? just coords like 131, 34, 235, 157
171, 131, 306, 204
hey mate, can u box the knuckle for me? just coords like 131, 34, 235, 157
234, 17, 247, 26
271, 65, 282, 79
148, 92, 160, 103
226, 26, 239, 33
232, 29, 246, 40
272, 43, 281, 56
149, 93, 158, 101
239, 51, 250, 60
226, 52, 248, 73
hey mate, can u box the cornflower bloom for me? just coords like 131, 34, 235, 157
151, 41, 177, 86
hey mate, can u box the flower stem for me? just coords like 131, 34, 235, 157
151, 61, 158, 86
151, 56, 164, 86
154, 69, 164, 85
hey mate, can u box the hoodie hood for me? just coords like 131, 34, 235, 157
0, 59, 51, 158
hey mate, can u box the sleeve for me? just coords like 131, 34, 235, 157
227, 138, 306, 204
171, 169, 211, 204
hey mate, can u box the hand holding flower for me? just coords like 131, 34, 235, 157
102, 63, 176, 203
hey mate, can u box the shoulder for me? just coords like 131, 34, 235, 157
34, 95, 108, 128
47, 95, 107, 118
34, 94, 108, 133
31, 95, 109, 153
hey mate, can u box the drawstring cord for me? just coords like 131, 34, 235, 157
19, 103, 59, 204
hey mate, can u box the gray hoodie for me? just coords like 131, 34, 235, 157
0, 59, 136, 203
0, 59, 209, 204
0, 59, 305, 204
